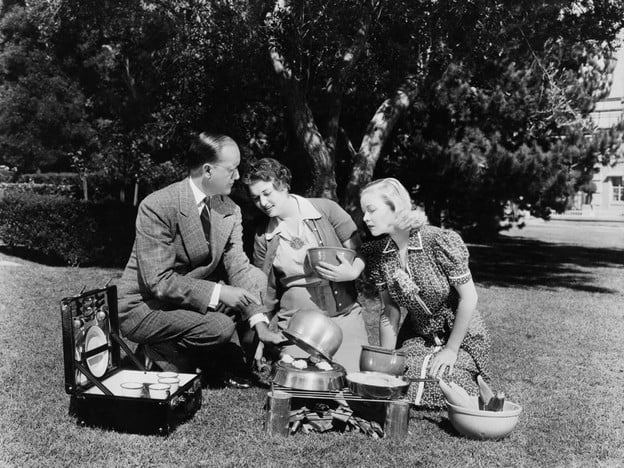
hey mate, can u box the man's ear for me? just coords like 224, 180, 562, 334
203, 163, 212, 177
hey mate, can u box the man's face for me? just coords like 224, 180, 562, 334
201, 143, 241, 196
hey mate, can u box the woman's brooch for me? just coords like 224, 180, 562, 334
289, 236, 305, 250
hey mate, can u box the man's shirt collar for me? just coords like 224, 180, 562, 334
189, 177, 207, 208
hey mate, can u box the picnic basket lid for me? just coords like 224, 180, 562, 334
60, 285, 124, 394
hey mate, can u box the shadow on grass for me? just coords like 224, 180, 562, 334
469, 236, 624, 293
0, 245, 68, 266
421, 415, 459, 438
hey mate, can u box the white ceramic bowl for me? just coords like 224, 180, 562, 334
446, 396, 522, 440
120, 381, 144, 398
148, 383, 170, 400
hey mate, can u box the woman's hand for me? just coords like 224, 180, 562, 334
429, 347, 458, 379
314, 253, 361, 282
395, 209, 427, 230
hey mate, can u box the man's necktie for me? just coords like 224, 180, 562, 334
200, 197, 211, 259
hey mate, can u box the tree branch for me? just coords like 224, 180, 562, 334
343, 73, 422, 213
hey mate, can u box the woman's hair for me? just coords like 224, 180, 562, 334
360, 178, 412, 212
187, 132, 237, 170
242, 157, 292, 191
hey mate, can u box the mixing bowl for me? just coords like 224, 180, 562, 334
446, 396, 522, 440
283, 309, 343, 360
359, 345, 406, 375
307, 247, 356, 270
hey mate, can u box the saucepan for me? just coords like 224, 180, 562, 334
359, 345, 406, 376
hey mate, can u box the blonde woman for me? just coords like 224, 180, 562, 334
360, 178, 491, 407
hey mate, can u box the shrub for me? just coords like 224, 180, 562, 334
0, 167, 16, 183
15, 172, 112, 201
0, 182, 79, 198
17, 172, 82, 185
0, 192, 136, 266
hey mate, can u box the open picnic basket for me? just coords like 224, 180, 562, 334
60, 285, 202, 435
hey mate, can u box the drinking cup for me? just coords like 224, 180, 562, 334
157, 371, 178, 379
148, 383, 170, 399
158, 377, 180, 393
120, 381, 143, 398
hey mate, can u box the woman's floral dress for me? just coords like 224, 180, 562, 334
361, 226, 490, 407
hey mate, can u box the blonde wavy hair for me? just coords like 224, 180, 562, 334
360, 177, 413, 213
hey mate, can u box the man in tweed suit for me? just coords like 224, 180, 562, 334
117, 133, 284, 386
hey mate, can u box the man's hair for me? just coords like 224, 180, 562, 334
360, 177, 413, 212
241, 157, 292, 191
187, 132, 237, 170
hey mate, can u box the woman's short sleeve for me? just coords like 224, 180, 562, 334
433, 230, 472, 286
325, 200, 358, 243
361, 240, 387, 291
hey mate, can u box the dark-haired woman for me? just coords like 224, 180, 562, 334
243, 158, 371, 372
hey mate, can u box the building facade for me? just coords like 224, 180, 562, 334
563, 41, 624, 219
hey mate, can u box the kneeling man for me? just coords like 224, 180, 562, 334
117, 133, 283, 388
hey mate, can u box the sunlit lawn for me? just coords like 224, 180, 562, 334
1, 219, 623, 467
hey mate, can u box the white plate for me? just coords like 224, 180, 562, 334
84, 326, 109, 377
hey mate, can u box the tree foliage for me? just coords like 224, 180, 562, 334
0, 0, 623, 232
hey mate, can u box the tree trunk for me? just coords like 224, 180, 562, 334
81, 174, 88, 201
283, 82, 337, 199
343, 76, 421, 215
133, 180, 139, 207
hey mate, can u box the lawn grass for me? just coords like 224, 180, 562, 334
1, 220, 623, 467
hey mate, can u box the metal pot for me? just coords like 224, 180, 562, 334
272, 361, 346, 391
282, 309, 343, 360
346, 371, 410, 400
346, 371, 438, 400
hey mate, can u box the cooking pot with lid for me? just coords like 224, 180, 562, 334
282, 309, 343, 360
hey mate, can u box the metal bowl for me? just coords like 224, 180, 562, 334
283, 309, 343, 360
307, 247, 356, 270
272, 361, 346, 391
346, 371, 410, 400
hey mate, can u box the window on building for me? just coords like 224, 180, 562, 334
612, 176, 623, 202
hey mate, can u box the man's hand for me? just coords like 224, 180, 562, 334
255, 322, 287, 345
314, 253, 360, 282
395, 209, 427, 230
219, 285, 260, 310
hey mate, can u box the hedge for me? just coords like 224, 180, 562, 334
17, 172, 83, 185
0, 182, 79, 198
0, 192, 137, 266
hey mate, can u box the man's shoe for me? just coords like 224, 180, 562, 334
223, 374, 252, 389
